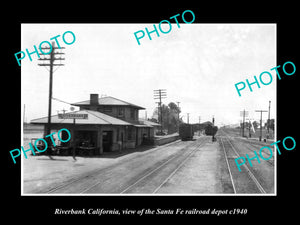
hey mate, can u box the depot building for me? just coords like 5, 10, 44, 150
31, 94, 159, 155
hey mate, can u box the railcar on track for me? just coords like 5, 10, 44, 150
204, 124, 218, 136
179, 123, 194, 141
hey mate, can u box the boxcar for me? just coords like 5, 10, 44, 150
179, 123, 194, 141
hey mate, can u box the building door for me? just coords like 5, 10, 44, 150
135, 127, 139, 147
103, 131, 113, 152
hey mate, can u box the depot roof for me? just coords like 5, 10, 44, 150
30, 110, 132, 126
72, 96, 145, 109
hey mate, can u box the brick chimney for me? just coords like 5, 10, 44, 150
90, 94, 99, 105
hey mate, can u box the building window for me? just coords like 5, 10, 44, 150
130, 108, 135, 119
118, 108, 124, 117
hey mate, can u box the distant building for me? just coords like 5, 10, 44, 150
31, 94, 159, 154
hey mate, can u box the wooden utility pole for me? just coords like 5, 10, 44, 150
267, 101, 271, 138
154, 89, 167, 134
248, 118, 252, 138
38, 42, 65, 137
240, 109, 248, 137
38, 42, 65, 157
255, 110, 268, 141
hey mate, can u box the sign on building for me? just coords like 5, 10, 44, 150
58, 113, 88, 119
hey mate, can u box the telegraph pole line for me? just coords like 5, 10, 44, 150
38, 42, 65, 157
154, 89, 167, 134
156, 101, 160, 123
159, 91, 162, 129
255, 110, 268, 141
39, 42, 65, 137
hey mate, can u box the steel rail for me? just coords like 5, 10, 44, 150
119, 138, 207, 194
152, 138, 207, 193
220, 137, 237, 194
46, 139, 183, 194
225, 136, 266, 194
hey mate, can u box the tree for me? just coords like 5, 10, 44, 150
168, 102, 180, 113
161, 104, 170, 130
265, 119, 274, 130
252, 121, 259, 130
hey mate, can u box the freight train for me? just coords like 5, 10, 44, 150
204, 124, 218, 136
179, 123, 194, 141
205, 124, 218, 141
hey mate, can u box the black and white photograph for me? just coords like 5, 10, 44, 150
4, 4, 298, 221
21, 23, 276, 195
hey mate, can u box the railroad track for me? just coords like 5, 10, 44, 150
219, 130, 274, 166
219, 135, 267, 194
119, 137, 207, 194
45, 140, 184, 194
45, 137, 207, 194
240, 141, 274, 166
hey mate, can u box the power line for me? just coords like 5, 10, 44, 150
52, 97, 72, 105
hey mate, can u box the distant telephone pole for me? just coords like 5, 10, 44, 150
247, 118, 251, 138
255, 110, 268, 141
240, 109, 249, 137
38, 42, 65, 137
154, 89, 167, 133
267, 101, 271, 137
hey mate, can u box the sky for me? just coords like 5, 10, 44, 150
21, 23, 276, 126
